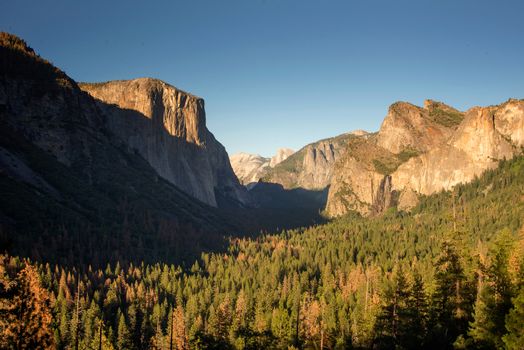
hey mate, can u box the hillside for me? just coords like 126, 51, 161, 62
262, 132, 362, 190
5, 155, 523, 349
0, 32, 240, 266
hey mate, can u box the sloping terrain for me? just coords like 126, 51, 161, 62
262, 132, 362, 190
0, 33, 238, 266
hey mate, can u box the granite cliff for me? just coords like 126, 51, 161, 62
262, 133, 362, 190
0, 32, 241, 264
391, 99, 523, 208
326, 99, 523, 216
80, 79, 249, 207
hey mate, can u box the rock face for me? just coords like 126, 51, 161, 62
326, 135, 396, 215
0, 32, 238, 264
263, 133, 359, 190
376, 100, 461, 153
80, 79, 249, 207
391, 100, 523, 203
230, 148, 294, 186
325, 99, 524, 217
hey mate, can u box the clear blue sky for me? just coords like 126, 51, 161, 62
2, 0, 524, 157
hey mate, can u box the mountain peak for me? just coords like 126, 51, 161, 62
269, 148, 294, 167
0, 32, 35, 55
0, 31, 75, 89
349, 129, 369, 136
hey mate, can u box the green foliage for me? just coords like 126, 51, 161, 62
397, 148, 420, 163
429, 107, 464, 127
373, 265, 414, 349
503, 287, 524, 349
3, 156, 524, 349
372, 158, 399, 175
372, 148, 419, 175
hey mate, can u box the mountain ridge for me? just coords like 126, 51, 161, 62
326, 98, 524, 216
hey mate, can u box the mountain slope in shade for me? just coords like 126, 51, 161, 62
0, 32, 241, 265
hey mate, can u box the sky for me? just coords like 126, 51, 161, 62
2, 0, 524, 157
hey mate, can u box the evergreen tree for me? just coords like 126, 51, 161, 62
468, 282, 498, 349
429, 241, 472, 348
172, 305, 188, 350
503, 286, 524, 350
373, 264, 411, 349
117, 314, 132, 350
405, 270, 428, 348
0, 256, 55, 349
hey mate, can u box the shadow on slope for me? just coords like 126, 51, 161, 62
219, 182, 329, 234
0, 32, 329, 269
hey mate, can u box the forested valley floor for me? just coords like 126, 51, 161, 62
2, 156, 524, 349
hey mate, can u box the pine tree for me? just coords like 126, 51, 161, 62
503, 286, 524, 350
487, 230, 515, 340
429, 241, 471, 348
467, 229, 516, 348
405, 270, 428, 348
172, 305, 188, 350
90, 319, 115, 350
0, 256, 55, 349
117, 314, 131, 350
373, 264, 411, 349
468, 281, 498, 348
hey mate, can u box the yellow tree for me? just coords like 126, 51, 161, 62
0, 255, 54, 349
170, 304, 188, 350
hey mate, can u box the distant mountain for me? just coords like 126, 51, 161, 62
0, 32, 244, 265
269, 147, 295, 167
261, 132, 364, 190
230, 148, 294, 187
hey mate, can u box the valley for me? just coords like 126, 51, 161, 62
1, 30, 524, 350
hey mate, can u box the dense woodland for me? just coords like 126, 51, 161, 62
1, 156, 524, 349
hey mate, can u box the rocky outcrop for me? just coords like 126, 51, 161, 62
391, 100, 523, 207
0, 32, 238, 264
325, 135, 396, 216
376, 100, 462, 154
80, 79, 250, 207
263, 133, 362, 190
325, 99, 524, 217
